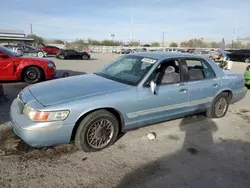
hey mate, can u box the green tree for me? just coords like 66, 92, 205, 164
128, 41, 140, 47
54, 39, 65, 44
88, 38, 101, 45
169, 42, 178, 47
209, 42, 219, 48
151, 42, 160, 47
180, 41, 189, 47
27, 34, 44, 44
245, 43, 250, 49
233, 41, 244, 49
180, 38, 208, 48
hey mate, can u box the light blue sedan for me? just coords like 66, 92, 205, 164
10, 52, 247, 152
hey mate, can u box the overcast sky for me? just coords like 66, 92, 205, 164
1, 0, 250, 42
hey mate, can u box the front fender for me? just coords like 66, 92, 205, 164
16, 62, 46, 80
76, 106, 126, 131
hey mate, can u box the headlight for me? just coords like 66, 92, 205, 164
23, 105, 69, 122
47, 61, 55, 68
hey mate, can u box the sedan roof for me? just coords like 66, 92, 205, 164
130, 52, 202, 60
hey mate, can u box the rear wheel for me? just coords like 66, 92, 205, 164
23, 66, 43, 84
245, 58, 250, 63
75, 110, 119, 152
206, 92, 230, 118
58, 55, 65, 60
82, 54, 89, 60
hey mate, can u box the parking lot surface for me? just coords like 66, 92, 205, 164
0, 53, 250, 188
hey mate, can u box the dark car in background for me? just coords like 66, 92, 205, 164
227, 49, 250, 63
56, 49, 90, 60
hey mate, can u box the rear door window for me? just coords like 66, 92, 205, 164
185, 59, 216, 81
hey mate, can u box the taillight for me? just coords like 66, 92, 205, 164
247, 65, 250, 71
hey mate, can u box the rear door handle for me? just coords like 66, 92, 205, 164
213, 84, 218, 87
179, 88, 188, 92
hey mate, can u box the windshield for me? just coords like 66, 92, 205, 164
96, 55, 157, 86
0, 46, 20, 57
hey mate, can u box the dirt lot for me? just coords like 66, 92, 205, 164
0, 53, 250, 188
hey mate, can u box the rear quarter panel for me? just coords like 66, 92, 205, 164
206, 59, 246, 100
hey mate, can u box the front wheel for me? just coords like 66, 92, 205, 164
75, 110, 119, 152
23, 66, 43, 84
206, 92, 229, 118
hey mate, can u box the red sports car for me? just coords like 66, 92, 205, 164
0, 46, 56, 84
39, 43, 60, 55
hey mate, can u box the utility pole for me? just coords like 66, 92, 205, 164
130, 4, 134, 42
30, 24, 33, 35
232, 19, 238, 49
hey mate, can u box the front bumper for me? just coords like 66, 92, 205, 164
10, 99, 74, 147
244, 71, 250, 85
45, 67, 57, 80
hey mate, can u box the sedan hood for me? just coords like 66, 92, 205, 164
28, 74, 130, 106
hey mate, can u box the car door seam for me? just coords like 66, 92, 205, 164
127, 97, 213, 118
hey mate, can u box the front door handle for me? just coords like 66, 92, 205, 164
213, 84, 218, 87
179, 88, 188, 92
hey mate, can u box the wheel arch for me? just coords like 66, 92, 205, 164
70, 107, 125, 141
214, 89, 233, 102
20, 65, 45, 81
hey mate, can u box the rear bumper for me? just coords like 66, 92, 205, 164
10, 99, 74, 147
231, 87, 248, 104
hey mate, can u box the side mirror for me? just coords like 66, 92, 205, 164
0, 54, 9, 59
150, 80, 157, 95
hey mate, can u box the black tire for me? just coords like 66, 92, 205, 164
246, 85, 250, 89
75, 110, 119, 152
206, 92, 230, 118
82, 54, 89, 60
58, 55, 65, 60
23, 66, 43, 84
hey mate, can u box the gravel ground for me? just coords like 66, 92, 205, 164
0, 53, 250, 188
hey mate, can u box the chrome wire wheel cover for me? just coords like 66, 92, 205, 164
86, 119, 114, 149
214, 98, 227, 117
